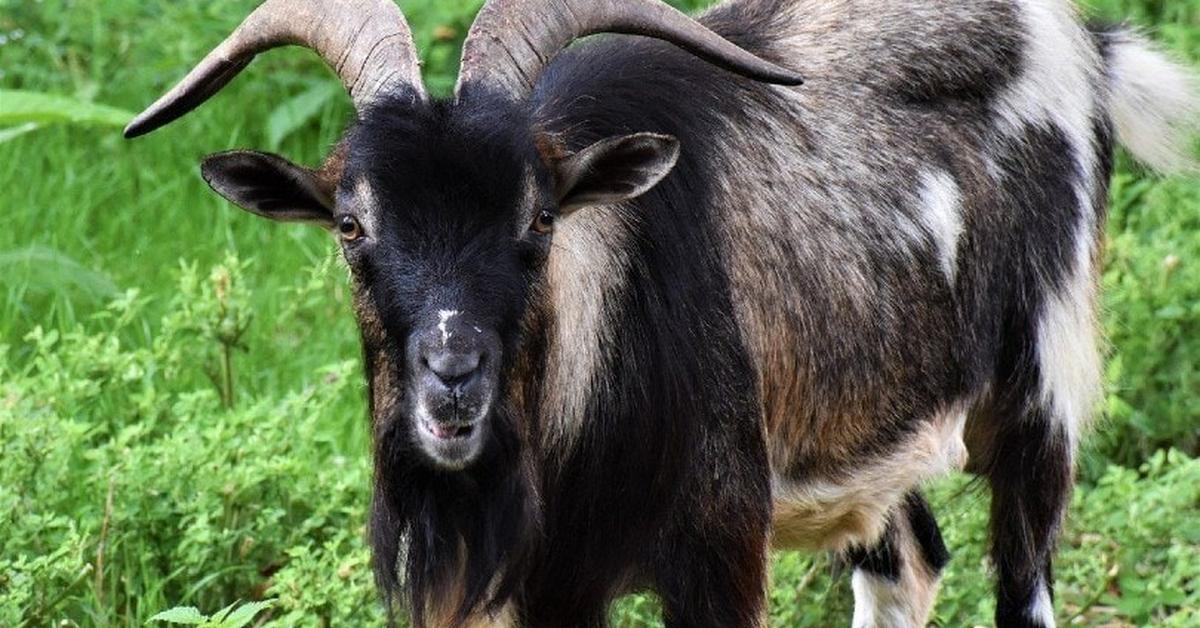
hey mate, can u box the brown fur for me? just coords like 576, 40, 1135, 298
315, 140, 349, 197
771, 407, 967, 552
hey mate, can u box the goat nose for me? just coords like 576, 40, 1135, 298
424, 349, 482, 389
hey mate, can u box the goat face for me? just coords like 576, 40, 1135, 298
341, 103, 547, 470
196, 97, 681, 470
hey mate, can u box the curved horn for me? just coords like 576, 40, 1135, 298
454, 0, 804, 102
125, 0, 425, 139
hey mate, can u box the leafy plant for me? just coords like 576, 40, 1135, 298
163, 256, 255, 407
149, 600, 273, 627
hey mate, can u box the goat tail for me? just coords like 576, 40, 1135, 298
1098, 25, 1200, 173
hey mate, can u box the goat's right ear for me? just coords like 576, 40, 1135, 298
546, 133, 681, 214
200, 151, 336, 228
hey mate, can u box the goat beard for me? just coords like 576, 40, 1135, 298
369, 401, 540, 627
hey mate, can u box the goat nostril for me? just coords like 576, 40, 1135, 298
424, 351, 483, 389
434, 368, 467, 389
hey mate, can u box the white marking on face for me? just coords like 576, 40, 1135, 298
519, 163, 540, 221
414, 398, 436, 428
438, 309, 460, 346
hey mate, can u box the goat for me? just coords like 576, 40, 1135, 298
125, 0, 1197, 626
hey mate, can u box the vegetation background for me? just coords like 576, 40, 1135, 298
1, 0, 1197, 625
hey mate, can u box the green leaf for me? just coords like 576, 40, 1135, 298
0, 90, 133, 127
0, 122, 40, 144
0, 245, 119, 300
218, 600, 274, 628
207, 601, 239, 624
265, 81, 341, 150
147, 607, 206, 625
1156, 304, 1187, 319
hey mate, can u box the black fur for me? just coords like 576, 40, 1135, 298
846, 491, 949, 583
522, 29, 773, 625
904, 492, 950, 574
988, 416, 1070, 628
956, 121, 1088, 627
846, 517, 903, 582
349, 96, 548, 624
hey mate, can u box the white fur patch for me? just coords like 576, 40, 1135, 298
998, 1, 1104, 447
852, 571, 913, 628
994, 0, 1100, 211
850, 502, 944, 628
1036, 266, 1101, 450
351, 177, 381, 235
906, 171, 964, 281
540, 209, 635, 446
854, 571, 907, 628
1107, 33, 1199, 172
1027, 575, 1057, 627
994, 1, 1099, 142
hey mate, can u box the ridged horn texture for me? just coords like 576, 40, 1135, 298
455, 0, 805, 102
125, 0, 425, 139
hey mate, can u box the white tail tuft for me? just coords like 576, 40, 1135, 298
1104, 30, 1200, 173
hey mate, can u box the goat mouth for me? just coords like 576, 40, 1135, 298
420, 418, 477, 441
412, 399, 489, 469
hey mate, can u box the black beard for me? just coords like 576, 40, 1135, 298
369, 401, 540, 627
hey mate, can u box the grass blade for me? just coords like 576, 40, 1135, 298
265, 81, 341, 150
0, 90, 133, 127
0, 245, 119, 300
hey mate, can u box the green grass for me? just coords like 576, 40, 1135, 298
1, 0, 1198, 625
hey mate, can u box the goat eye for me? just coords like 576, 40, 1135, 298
531, 209, 556, 235
337, 215, 363, 242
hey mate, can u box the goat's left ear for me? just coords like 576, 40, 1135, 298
200, 150, 337, 228
549, 132, 681, 213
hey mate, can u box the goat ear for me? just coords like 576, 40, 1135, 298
200, 150, 336, 227
550, 133, 681, 213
